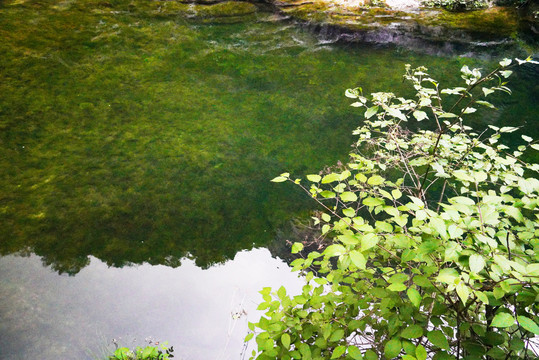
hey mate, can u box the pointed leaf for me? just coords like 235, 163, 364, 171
384, 338, 402, 358
517, 316, 539, 334
350, 250, 366, 269
365, 105, 379, 119
428, 330, 449, 350
491, 313, 515, 328
281, 333, 291, 349
401, 325, 423, 339
407, 288, 422, 308
469, 254, 486, 273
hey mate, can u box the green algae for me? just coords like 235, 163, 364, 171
0, 0, 537, 274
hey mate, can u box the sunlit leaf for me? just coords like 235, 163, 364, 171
365, 105, 379, 119
291, 242, 304, 254
517, 316, 539, 334
469, 254, 485, 273
350, 250, 366, 269
307, 174, 321, 182
491, 313, 515, 328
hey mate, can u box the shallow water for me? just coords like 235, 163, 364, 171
0, 0, 537, 359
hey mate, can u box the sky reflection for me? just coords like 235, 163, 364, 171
0, 248, 303, 360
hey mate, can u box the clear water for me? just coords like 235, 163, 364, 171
0, 0, 537, 359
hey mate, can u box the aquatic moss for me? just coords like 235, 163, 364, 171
0, 0, 536, 274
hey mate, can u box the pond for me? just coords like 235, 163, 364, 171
0, 0, 537, 359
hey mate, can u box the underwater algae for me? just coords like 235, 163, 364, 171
0, 0, 537, 274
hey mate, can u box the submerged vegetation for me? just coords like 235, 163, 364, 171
249, 58, 539, 359
5, 0, 536, 276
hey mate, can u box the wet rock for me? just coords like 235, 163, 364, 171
266, 0, 528, 53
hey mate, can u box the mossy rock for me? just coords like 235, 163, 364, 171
273, 0, 521, 45
192, 1, 259, 17
134, 0, 259, 20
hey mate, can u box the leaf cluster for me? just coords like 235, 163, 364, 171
251, 58, 539, 359
108, 343, 174, 360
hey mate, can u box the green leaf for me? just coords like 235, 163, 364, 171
350, 250, 366, 269
363, 197, 384, 206
343, 208, 355, 217
451, 196, 475, 206
482, 87, 495, 96
401, 325, 423, 339
436, 268, 458, 284
367, 175, 385, 186
365, 105, 379, 119
428, 330, 450, 350
307, 174, 321, 182
388, 283, 407, 292
347, 346, 363, 360
142, 346, 157, 359
345, 88, 360, 98
322, 173, 340, 184
430, 217, 447, 238
244, 333, 254, 342
364, 350, 377, 360
329, 329, 345, 342
438, 112, 458, 118
325, 244, 346, 257
500, 126, 519, 133
391, 189, 402, 200
456, 282, 470, 304
476, 100, 497, 109
499, 58, 512, 67
389, 273, 409, 283
491, 313, 515, 328
387, 107, 407, 121
384, 338, 402, 358
361, 233, 379, 251
277, 285, 287, 299
331, 345, 346, 359
320, 190, 336, 198
291, 242, 304, 254
415, 345, 427, 360
413, 110, 428, 121
340, 191, 358, 202
281, 333, 291, 349
376, 221, 393, 233
517, 316, 539, 334
271, 176, 287, 182
407, 288, 422, 308
469, 254, 485, 273
339, 235, 358, 247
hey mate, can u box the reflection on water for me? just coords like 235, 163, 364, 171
0, 249, 303, 360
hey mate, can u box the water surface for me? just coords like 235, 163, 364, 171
0, 0, 537, 359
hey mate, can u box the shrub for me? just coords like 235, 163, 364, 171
247, 58, 539, 359
108, 343, 174, 360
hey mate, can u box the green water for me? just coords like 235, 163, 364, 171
0, 0, 538, 358
0, 0, 537, 275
